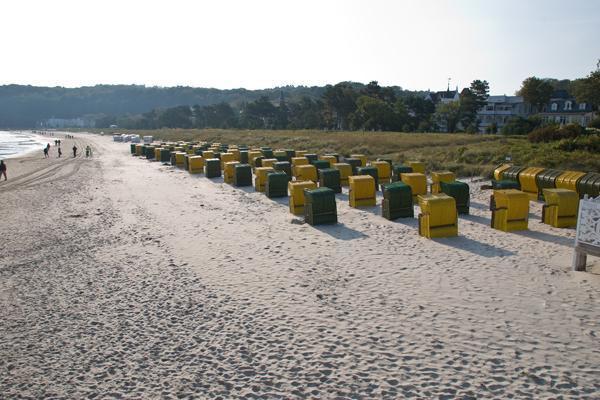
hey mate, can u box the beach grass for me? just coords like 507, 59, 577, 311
83, 128, 600, 177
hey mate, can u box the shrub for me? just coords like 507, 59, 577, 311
528, 123, 583, 143
588, 117, 600, 129
557, 134, 600, 153
501, 116, 541, 135
485, 122, 498, 134
560, 123, 586, 138
528, 125, 559, 142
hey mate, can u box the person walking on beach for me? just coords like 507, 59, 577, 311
85, 145, 91, 158
72, 145, 78, 157
43, 146, 49, 158
0, 160, 7, 181
58, 147, 62, 158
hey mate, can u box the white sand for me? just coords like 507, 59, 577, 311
1, 133, 599, 399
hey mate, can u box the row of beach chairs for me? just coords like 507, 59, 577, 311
128, 142, 588, 238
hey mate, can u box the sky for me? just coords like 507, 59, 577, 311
1, 0, 599, 95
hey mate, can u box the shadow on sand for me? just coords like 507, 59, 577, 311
462, 213, 573, 247
266, 196, 289, 207
336, 192, 349, 201
513, 229, 575, 247
313, 222, 369, 240
234, 184, 258, 194
392, 216, 419, 228
352, 204, 383, 217
432, 235, 517, 258
469, 201, 490, 211
461, 213, 491, 226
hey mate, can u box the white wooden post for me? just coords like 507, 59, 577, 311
573, 195, 600, 272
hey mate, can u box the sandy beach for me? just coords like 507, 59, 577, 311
1, 132, 599, 399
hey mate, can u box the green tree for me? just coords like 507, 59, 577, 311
322, 83, 358, 129
288, 97, 324, 129
275, 97, 289, 129
517, 77, 553, 112
572, 62, 600, 110
353, 95, 396, 131
404, 94, 435, 131
361, 81, 397, 103
194, 102, 237, 128
458, 79, 488, 132
470, 79, 490, 109
157, 106, 192, 128
240, 96, 277, 129
459, 88, 478, 130
433, 101, 461, 133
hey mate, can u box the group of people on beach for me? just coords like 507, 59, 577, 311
0, 138, 95, 183
43, 141, 93, 159
36, 132, 75, 139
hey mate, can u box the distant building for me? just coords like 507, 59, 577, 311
477, 95, 532, 133
41, 117, 96, 129
538, 90, 596, 127
424, 87, 460, 105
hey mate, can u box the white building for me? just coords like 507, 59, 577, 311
42, 117, 96, 128
477, 95, 531, 133
538, 90, 596, 127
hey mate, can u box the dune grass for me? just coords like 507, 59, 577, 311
93, 128, 600, 177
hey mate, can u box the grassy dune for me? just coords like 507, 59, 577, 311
96, 128, 600, 177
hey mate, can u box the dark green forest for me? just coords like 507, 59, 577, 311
102, 81, 438, 133
0, 82, 408, 129
0, 84, 332, 128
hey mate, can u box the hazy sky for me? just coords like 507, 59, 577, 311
1, 0, 599, 94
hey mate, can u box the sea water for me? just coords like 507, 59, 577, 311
0, 131, 47, 159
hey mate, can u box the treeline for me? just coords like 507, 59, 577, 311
2, 63, 598, 132
0, 84, 330, 128
98, 80, 493, 133
98, 63, 600, 133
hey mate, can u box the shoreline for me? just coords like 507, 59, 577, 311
0, 130, 54, 159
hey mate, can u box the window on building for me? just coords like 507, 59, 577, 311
560, 116, 567, 125
551, 103, 558, 111
486, 105, 493, 111
565, 101, 572, 110
579, 102, 587, 110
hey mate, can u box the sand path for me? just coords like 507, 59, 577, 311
1, 133, 599, 399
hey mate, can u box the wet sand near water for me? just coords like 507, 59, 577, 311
1, 133, 599, 399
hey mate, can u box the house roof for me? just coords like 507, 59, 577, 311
437, 90, 458, 99
424, 89, 459, 103
544, 98, 593, 113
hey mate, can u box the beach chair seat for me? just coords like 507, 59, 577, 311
289, 181, 318, 215
304, 188, 337, 225
349, 175, 376, 207
233, 164, 253, 187
541, 188, 578, 228
431, 171, 455, 194
491, 189, 529, 231
381, 182, 413, 220
418, 194, 458, 238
